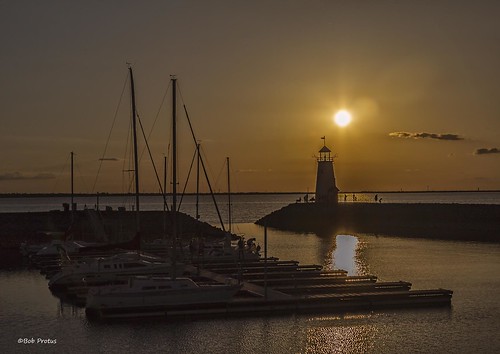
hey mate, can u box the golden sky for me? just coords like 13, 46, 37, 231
1, 1, 499, 193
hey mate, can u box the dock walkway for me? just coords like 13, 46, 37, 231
35, 250, 452, 320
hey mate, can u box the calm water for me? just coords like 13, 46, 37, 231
1, 193, 499, 353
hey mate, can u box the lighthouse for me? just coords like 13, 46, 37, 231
315, 137, 339, 204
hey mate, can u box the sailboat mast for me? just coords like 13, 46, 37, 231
163, 155, 167, 212
171, 76, 178, 275
227, 157, 232, 233
128, 66, 140, 233
196, 143, 200, 219
172, 76, 177, 215
70, 151, 74, 219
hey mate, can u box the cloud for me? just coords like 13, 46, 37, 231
98, 157, 119, 161
0, 172, 56, 181
474, 148, 500, 155
389, 132, 464, 141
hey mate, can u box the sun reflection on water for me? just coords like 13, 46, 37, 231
304, 313, 378, 354
327, 234, 370, 276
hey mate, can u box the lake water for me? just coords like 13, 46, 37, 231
1, 192, 499, 353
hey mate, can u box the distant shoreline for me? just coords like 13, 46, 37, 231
0, 190, 499, 198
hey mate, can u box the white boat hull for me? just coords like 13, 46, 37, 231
85, 277, 241, 318
49, 264, 182, 288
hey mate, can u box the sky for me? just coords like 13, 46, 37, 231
1, 0, 499, 193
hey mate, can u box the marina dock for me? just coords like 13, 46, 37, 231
9, 207, 454, 321
80, 257, 452, 320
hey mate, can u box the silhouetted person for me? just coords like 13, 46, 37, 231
375, 194, 378, 202
344, 195, 347, 202
379, 198, 383, 203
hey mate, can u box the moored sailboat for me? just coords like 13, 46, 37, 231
48, 251, 183, 289
85, 276, 240, 318
85, 74, 240, 319
50, 67, 184, 292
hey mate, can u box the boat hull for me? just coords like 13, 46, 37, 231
86, 284, 241, 319
48, 264, 182, 289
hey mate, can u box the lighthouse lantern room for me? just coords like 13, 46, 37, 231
315, 137, 339, 204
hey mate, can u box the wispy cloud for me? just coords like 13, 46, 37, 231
98, 157, 119, 161
0, 172, 56, 181
474, 148, 500, 155
389, 132, 464, 141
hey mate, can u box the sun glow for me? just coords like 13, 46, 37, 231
334, 110, 352, 127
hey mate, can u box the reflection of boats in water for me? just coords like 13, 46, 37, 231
85, 276, 241, 318
48, 251, 184, 289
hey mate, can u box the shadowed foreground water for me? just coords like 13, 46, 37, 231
1, 193, 499, 353
1, 222, 499, 353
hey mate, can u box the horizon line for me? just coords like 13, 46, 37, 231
0, 189, 499, 198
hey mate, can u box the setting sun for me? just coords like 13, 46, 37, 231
334, 110, 352, 127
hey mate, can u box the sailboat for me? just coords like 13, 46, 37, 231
49, 67, 184, 290
48, 251, 180, 290
85, 275, 240, 318
26, 152, 108, 260
85, 74, 241, 319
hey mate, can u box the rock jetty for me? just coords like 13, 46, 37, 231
256, 202, 500, 242
0, 209, 224, 250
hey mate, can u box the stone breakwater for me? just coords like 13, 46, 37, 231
0, 210, 224, 249
256, 203, 500, 242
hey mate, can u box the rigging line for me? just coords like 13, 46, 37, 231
199, 145, 218, 190
136, 112, 170, 212
177, 82, 187, 110
213, 156, 226, 192
229, 159, 241, 195
51, 153, 71, 193
178, 146, 198, 211
177, 85, 200, 161
183, 104, 226, 231
74, 158, 91, 194
162, 143, 171, 207
148, 80, 172, 141
182, 104, 198, 148
122, 109, 134, 195
137, 79, 173, 164
92, 72, 129, 193
137, 80, 173, 172
198, 147, 226, 231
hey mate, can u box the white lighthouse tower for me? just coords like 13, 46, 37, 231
315, 137, 339, 204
